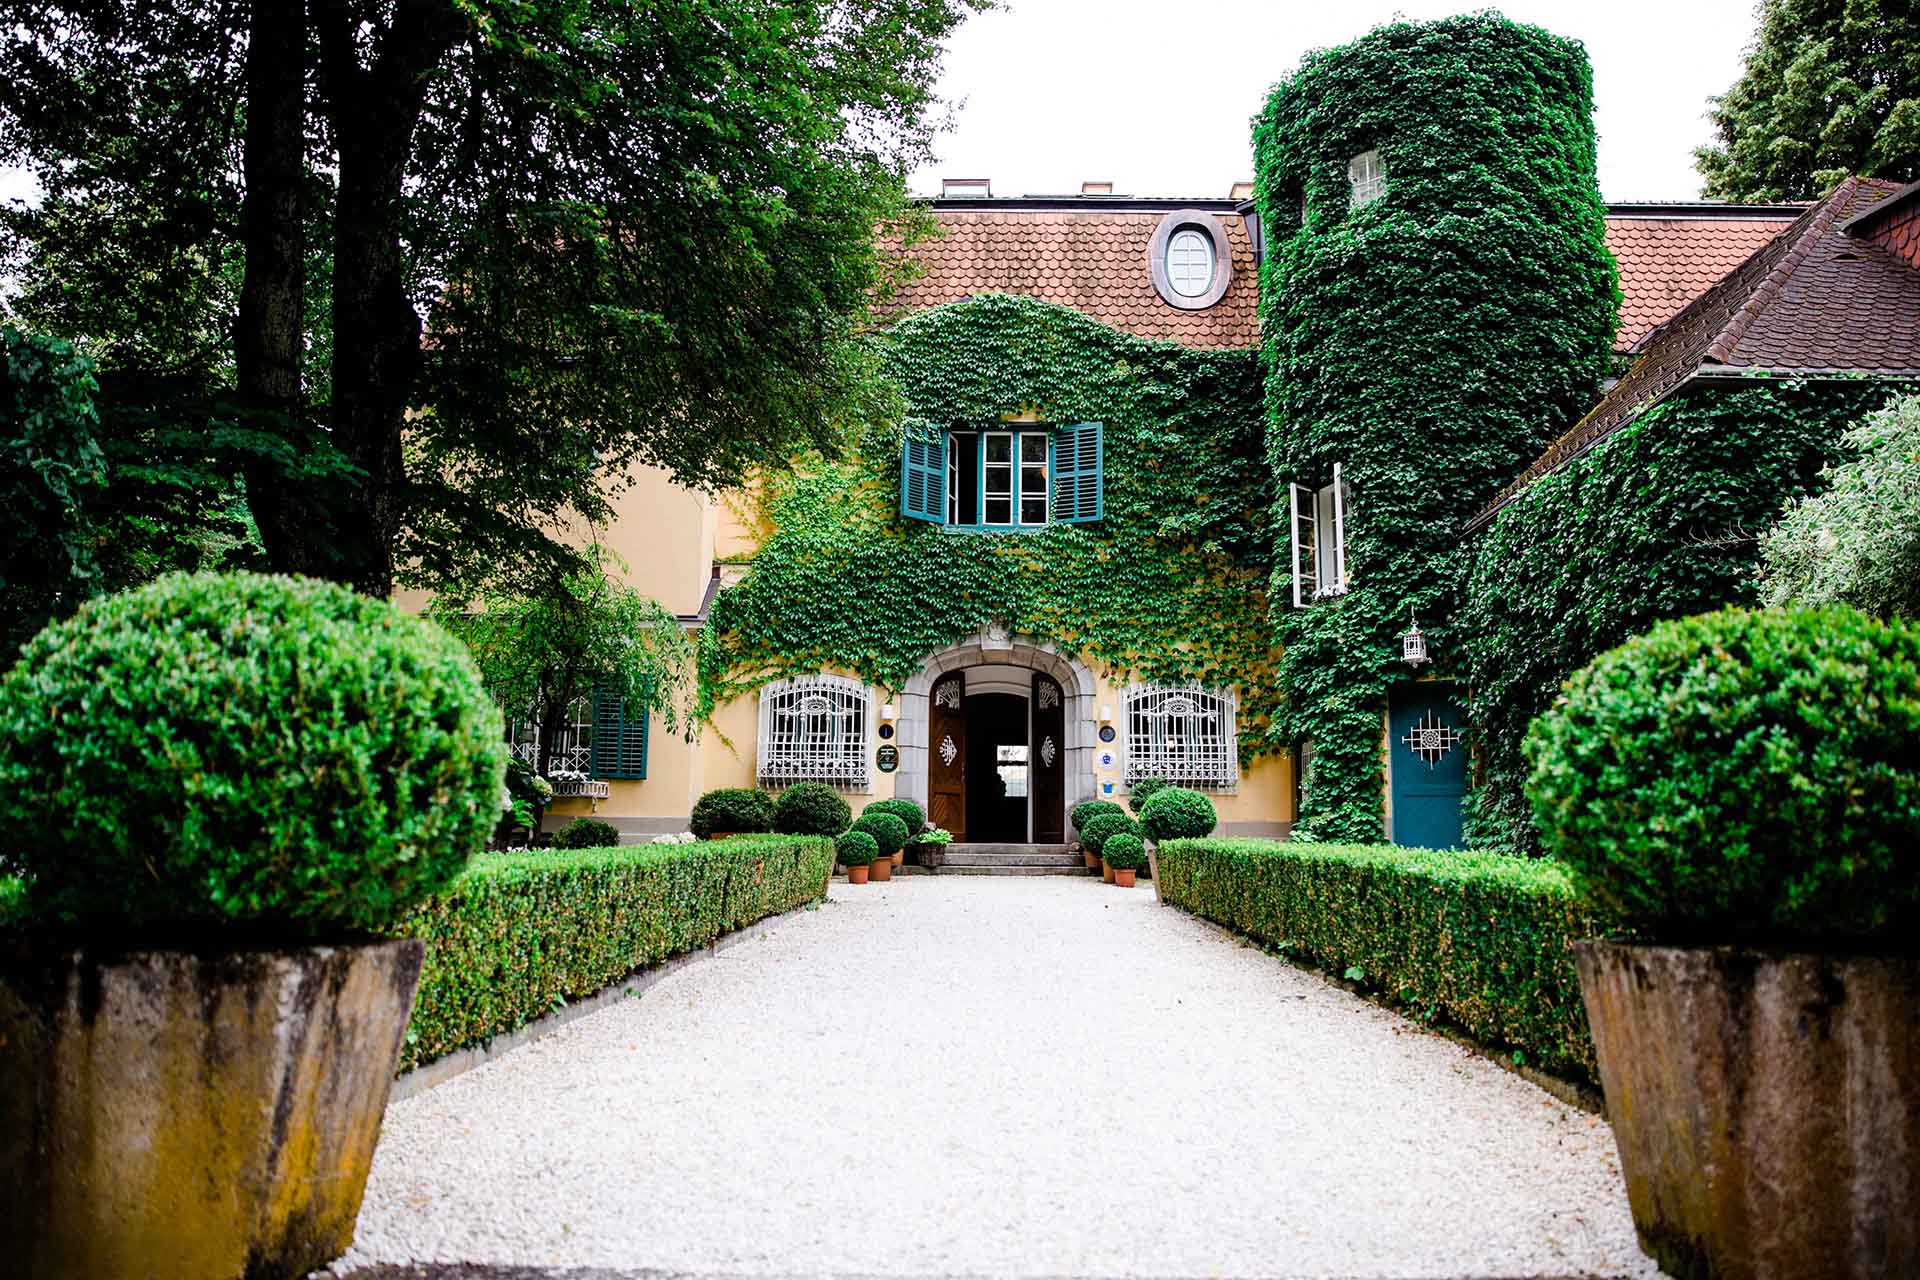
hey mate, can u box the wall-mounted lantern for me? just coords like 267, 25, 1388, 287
1400, 609, 1430, 668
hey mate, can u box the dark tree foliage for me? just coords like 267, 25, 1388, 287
1696, 0, 1920, 201
1253, 13, 1619, 842
0, 0, 985, 599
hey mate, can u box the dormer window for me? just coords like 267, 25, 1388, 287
1166, 228, 1215, 297
901, 422, 1104, 530
1349, 150, 1386, 209
1148, 210, 1232, 309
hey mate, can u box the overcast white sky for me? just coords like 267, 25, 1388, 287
906, 0, 1764, 203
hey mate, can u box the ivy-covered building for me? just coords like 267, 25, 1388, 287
539, 14, 1911, 849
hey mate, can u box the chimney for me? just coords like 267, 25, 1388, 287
1081, 181, 1114, 196
1230, 180, 1255, 201
942, 177, 991, 198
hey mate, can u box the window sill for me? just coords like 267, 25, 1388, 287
937, 523, 1054, 535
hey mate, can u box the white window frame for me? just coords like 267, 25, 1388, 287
505, 692, 594, 778
1165, 227, 1215, 297
983, 431, 1014, 526
757, 674, 871, 790
1349, 149, 1385, 209
1123, 683, 1238, 792
1018, 432, 1049, 526
1290, 462, 1350, 608
945, 432, 960, 526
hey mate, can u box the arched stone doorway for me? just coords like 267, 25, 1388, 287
895, 624, 1098, 843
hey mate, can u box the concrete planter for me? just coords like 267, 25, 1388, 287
0, 937, 425, 1280
1576, 940, 1920, 1280
916, 841, 948, 869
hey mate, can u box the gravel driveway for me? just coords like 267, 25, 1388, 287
334, 877, 1665, 1279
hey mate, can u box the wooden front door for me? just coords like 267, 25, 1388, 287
1031, 673, 1065, 842
928, 672, 966, 842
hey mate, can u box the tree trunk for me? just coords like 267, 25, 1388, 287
236, 0, 327, 574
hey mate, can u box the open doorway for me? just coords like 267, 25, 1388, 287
965, 693, 1028, 842
926, 668, 1068, 844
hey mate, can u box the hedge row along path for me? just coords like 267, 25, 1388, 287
333, 879, 1663, 1279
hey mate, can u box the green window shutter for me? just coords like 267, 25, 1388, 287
1053, 421, 1104, 523
899, 425, 945, 522
590, 683, 648, 780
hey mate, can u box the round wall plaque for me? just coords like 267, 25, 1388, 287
1098, 750, 1116, 770
1098, 724, 1117, 743
876, 744, 899, 773
877, 723, 895, 740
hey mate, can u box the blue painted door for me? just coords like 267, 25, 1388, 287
1388, 683, 1467, 849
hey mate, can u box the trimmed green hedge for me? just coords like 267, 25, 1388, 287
397, 834, 832, 1071
1155, 838, 1612, 1079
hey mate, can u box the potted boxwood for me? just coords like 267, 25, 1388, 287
1102, 833, 1148, 888
691, 786, 777, 840
0, 572, 506, 1279
1526, 606, 1920, 1280
913, 826, 954, 869
849, 811, 909, 883
860, 798, 925, 867
837, 830, 880, 885
1079, 812, 1138, 884
1071, 799, 1124, 869
1138, 786, 1218, 897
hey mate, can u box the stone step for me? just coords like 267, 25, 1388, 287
944, 843, 1073, 857
896, 864, 1097, 877
941, 850, 1085, 868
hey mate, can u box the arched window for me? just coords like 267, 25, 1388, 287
1123, 683, 1238, 791
1165, 227, 1215, 297
1349, 149, 1386, 208
758, 675, 871, 788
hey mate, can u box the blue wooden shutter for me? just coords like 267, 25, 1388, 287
899, 426, 945, 523
1052, 421, 1104, 523
590, 683, 648, 780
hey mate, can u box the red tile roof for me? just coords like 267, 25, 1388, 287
881, 208, 1260, 349
1604, 215, 1798, 350
1470, 177, 1919, 530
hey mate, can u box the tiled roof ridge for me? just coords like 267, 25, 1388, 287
1705, 177, 1862, 365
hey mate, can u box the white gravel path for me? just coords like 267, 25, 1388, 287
336, 877, 1666, 1279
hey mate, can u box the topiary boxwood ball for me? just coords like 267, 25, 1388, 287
1128, 777, 1172, 815
772, 782, 851, 835
862, 797, 926, 834
552, 817, 621, 849
1139, 787, 1218, 843
848, 811, 909, 859
835, 830, 879, 868
1102, 832, 1148, 871
1079, 811, 1140, 856
0, 571, 506, 939
1070, 799, 1124, 834
690, 787, 777, 839
1525, 606, 1920, 947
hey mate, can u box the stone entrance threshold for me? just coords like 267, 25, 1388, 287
907, 842, 1092, 875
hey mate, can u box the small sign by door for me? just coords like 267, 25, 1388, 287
876, 744, 898, 773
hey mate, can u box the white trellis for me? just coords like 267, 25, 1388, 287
758, 675, 871, 789
1123, 683, 1238, 791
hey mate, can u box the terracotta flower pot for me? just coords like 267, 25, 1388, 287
847, 863, 870, 884
1114, 868, 1137, 888
709, 830, 739, 841
0, 938, 425, 1279
870, 856, 894, 882
1577, 940, 1920, 1280
1101, 859, 1114, 884
891, 849, 904, 867
1083, 847, 1099, 870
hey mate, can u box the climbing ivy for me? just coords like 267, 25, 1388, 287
1252, 14, 1619, 840
1463, 378, 1907, 852
699, 294, 1280, 757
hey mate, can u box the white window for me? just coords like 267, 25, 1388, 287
505, 692, 593, 777
1349, 150, 1385, 209
1020, 432, 1049, 525
1166, 227, 1215, 297
981, 430, 1048, 527
1289, 462, 1350, 607
757, 675, 871, 789
983, 431, 1014, 526
1124, 683, 1238, 792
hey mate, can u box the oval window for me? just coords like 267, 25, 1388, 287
1165, 227, 1215, 298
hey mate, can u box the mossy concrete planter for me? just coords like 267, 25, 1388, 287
917, 841, 948, 869
0, 938, 425, 1280
1576, 940, 1920, 1280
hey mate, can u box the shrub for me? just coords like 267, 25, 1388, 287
916, 826, 953, 844
1079, 812, 1140, 856
1127, 777, 1172, 815
1102, 832, 1148, 871
0, 572, 505, 939
1526, 606, 1920, 946
862, 797, 926, 834
690, 787, 777, 839
848, 811, 909, 858
1157, 839, 1609, 1079
1070, 799, 1124, 833
773, 782, 852, 836
552, 817, 621, 849
400, 835, 833, 1069
1138, 787, 1217, 843
836, 830, 879, 867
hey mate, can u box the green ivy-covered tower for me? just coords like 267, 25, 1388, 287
1253, 13, 1619, 843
